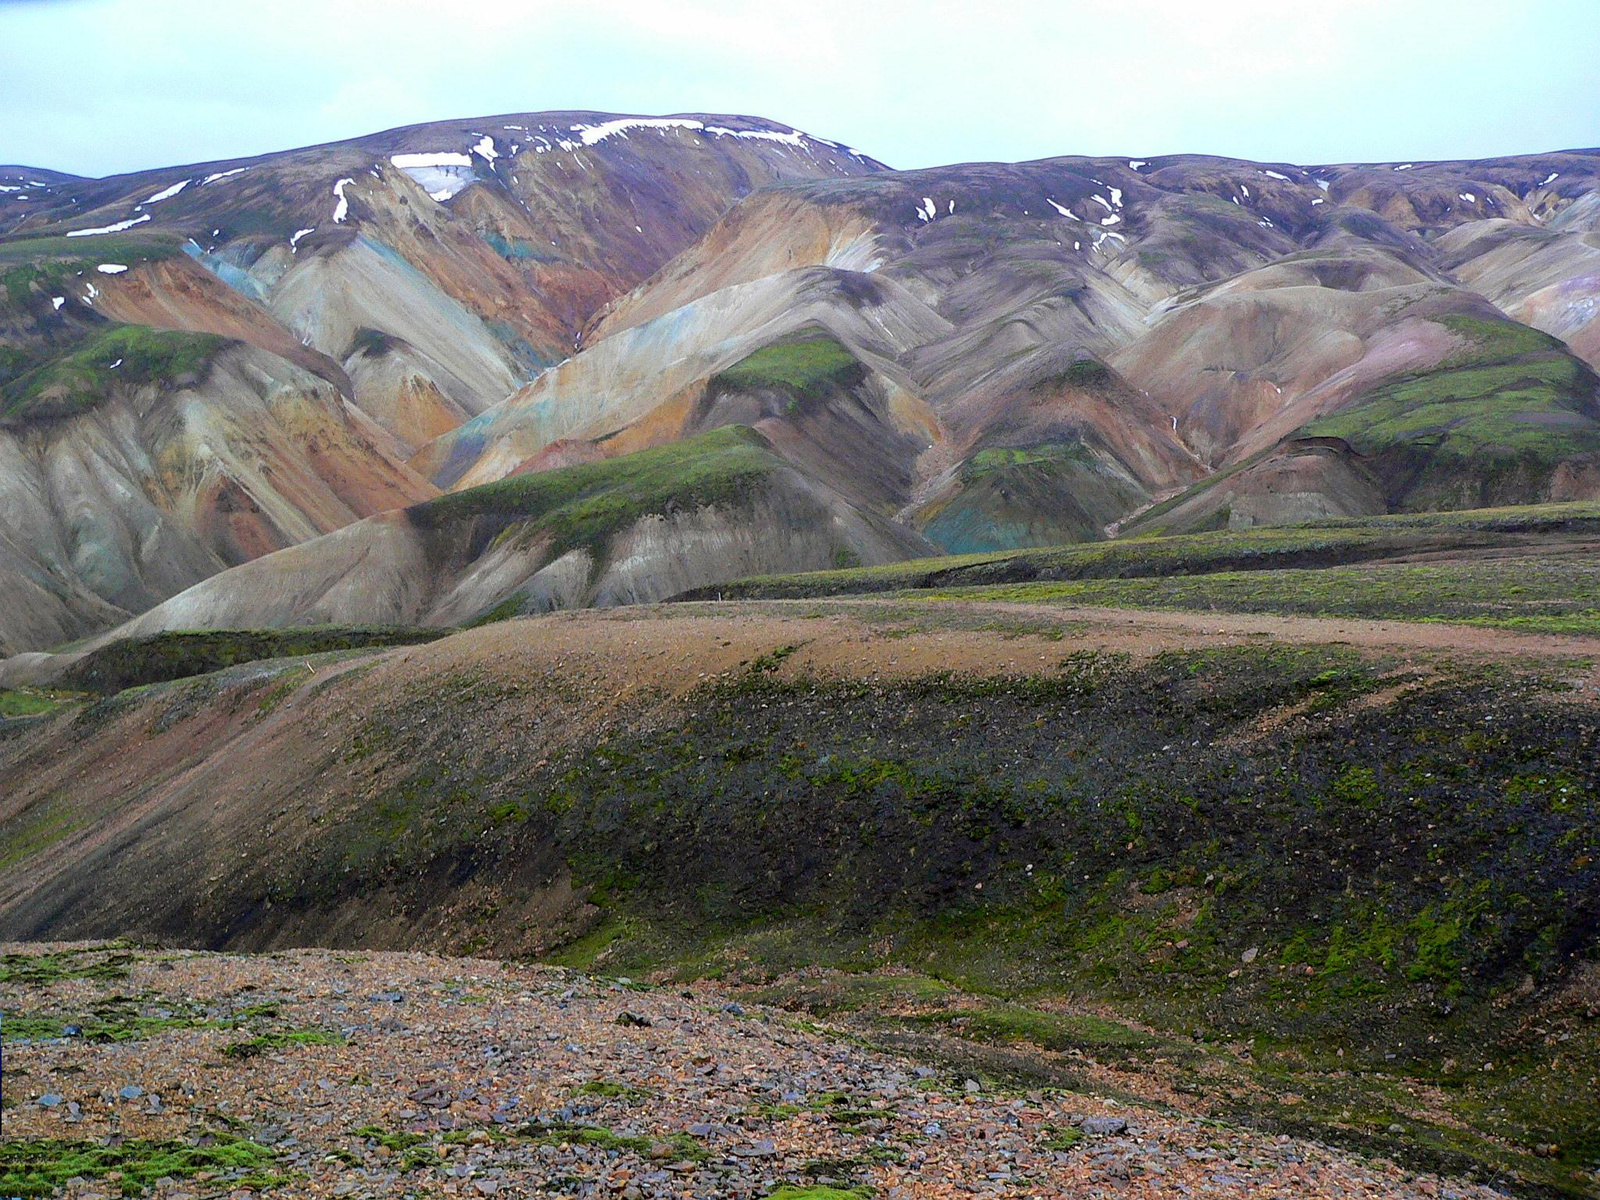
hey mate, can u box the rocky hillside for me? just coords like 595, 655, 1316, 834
4, 125, 1600, 655
427, 150, 1600, 552
0, 112, 884, 654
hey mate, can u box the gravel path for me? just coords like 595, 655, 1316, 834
2, 944, 1504, 1199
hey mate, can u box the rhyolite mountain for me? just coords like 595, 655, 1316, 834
2, 111, 1598, 659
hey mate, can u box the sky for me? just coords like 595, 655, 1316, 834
1, 0, 1596, 179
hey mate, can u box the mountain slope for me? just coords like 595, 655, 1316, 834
0, 111, 886, 652
424, 149, 1600, 553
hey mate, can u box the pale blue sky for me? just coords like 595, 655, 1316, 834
2, 0, 1596, 178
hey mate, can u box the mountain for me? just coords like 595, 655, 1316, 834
3, 117, 1599, 658
0, 111, 886, 654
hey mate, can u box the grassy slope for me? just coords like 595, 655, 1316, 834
1, 324, 227, 421
58, 626, 448, 695
1305, 316, 1600, 508
689, 501, 1600, 600
708, 331, 865, 400
412, 424, 781, 556
205, 638, 1600, 1195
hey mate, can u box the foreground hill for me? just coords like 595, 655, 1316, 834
0, 111, 883, 653
1, 944, 1517, 1200
2, 524, 1598, 1192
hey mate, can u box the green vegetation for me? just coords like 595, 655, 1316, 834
689, 500, 1600, 601
709, 332, 864, 400
0, 1136, 280, 1198
62, 625, 448, 695
417, 424, 778, 557
221, 1027, 346, 1058
0, 233, 183, 269
0, 688, 72, 717
2, 324, 227, 422
914, 554, 1600, 631
768, 1188, 873, 1200
3, 998, 277, 1045
0, 946, 134, 985
574, 1079, 654, 1100
518, 1123, 706, 1161
1301, 315, 1600, 510
916, 1005, 1159, 1055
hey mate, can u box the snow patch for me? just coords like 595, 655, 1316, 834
0, 185, 18, 193
51, 296, 65, 310
1101, 213, 1122, 226
1091, 194, 1113, 212
1047, 198, 1077, 219
473, 135, 499, 162
332, 177, 355, 223
1315, 178, 1331, 192
1459, 192, 1476, 203
108, 358, 122, 369
201, 168, 247, 185
391, 151, 473, 168
66, 214, 150, 237
96, 263, 128, 274
1311, 197, 1325, 205
1540, 171, 1560, 187
290, 227, 315, 249
1240, 184, 1250, 198
391, 151, 476, 200
1108, 187, 1123, 207
1394, 163, 1413, 171
1263, 170, 1290, 181
144, 179, 190, 203
916, 197, 938, 222
1128, 160, 1147, 171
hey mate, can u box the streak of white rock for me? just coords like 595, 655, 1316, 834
66, 214, 150, 237
96, 264, 128, 274
1047, 199, 1077, 219
290, 228, 315, 249
332, 178, 355, 222
144, 179, 190, 203
201, 168, 247, 185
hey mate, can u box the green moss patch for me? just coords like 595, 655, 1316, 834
0, 1135, 280, 1198
414, 424, 779, 557
62, 625, 447, 695
2, 324, 228, 423
709, 332, 864, 400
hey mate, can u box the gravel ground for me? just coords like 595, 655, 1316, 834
1, 944, 1505, 1199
